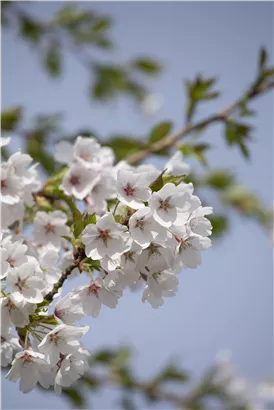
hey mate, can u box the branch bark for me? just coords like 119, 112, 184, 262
126, 80, 274, 165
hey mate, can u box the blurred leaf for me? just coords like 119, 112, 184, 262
19, 16, 43, 44
1, 107, 22, 131
106, 136, 145, 161
92, 349, 118, 364
111, 347, 131, 370
205, 170, 235, 190
55, 4, 93, 28
179, 143, 211, 166
185, 76, 220, 122
149, 121, 173, 143
225, 120, 252, 159
258, 47, 267, 72
81, 374, 99, 389
120, 395, 137, 410
208, 214, 229, 238
132, 58, 162, 76
92, 18, 111, 33
63, 387, 86, 408
44, 40, 62, 77
156, 363, 189, 384
27, 139, 55, 173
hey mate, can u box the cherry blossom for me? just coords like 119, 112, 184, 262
6, 261, 46, 304
73, 277, 119, 318
149, 183, 191, 227
33, 210, 70, 249
0, 163, 23, 204
38, 324, 89, 363
117, 168, 152, 209
1, 331, 20, 367
81, 212, 130, 260
60, 162, 100, 199
6, 350, 51, 393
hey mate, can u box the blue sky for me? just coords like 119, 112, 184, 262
1, 2, 273, 409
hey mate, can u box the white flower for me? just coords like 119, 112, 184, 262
174, 227, 212, 269
59, 250, 80, 278
0, 163, 23, 204
165, 151, 190, 176
6, 350, 51, 393
1, 331, 20, 367
8, 151, 37, 185
187, 206, 213, 237
73, 136, 101, 167
142, 257, 178, 308
39, 249, 61, 284
97, 146, 115, 167
60, 162, 100, 199
0, 137, 11, 147
6, 261, 46, 304
38, 324, 89, 363
1, 296, 33, 330
33, 211, 70, 249
148, 183, 190, 227
1, 202, 24, 230
54, 293, 84, 325
74, 277, 119, 318
128, 207, 167, 248
81, 212, 130, 260
1, 239, 28, 279
140, 93, 164, 116
136, 241, 174, 274
116, 168, 152, 209
54, 348, 90, 394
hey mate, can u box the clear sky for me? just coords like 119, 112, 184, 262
1, 1, 273, 409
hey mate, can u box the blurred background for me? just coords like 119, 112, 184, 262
1, 1, 273, 409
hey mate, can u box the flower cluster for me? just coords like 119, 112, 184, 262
1, 136, 213, 394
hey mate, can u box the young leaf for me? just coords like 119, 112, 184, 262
149, 121, 173, 143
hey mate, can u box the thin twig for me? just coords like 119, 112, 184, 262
126, 80, 274, 165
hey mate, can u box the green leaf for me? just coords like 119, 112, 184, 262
44, 40, 62, 77
63, 388, 86, 408
1, 107, 22, 131
19, 16, 42, 44
83, 212, 96, 227
72, 209, 84, 238
207, 214, 229, 238
27, 139, 56, 174
111, 347, 131, 370
92, 18, 111, 33
92, 349, 117, 364
205, 170, 235, 190
149, 169, 167, 192
179, 143, 211, 166
132, 58, 162, 76
106, 136, 145, 161
156, 363, 189, 383
61, 235, 74, 244
225, 120, 252, 159
185, 76, 220, 122
258, 47, 267, 72
149, 121, 173, 143
163, 174, 186, 186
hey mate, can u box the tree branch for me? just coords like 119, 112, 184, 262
44, 249, 85, 303
126, 80, 274, 165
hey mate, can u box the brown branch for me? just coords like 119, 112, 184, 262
126, 80, 274, 165
44, 248, 85, 303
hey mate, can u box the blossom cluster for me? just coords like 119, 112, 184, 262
1, 136, 212, 394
